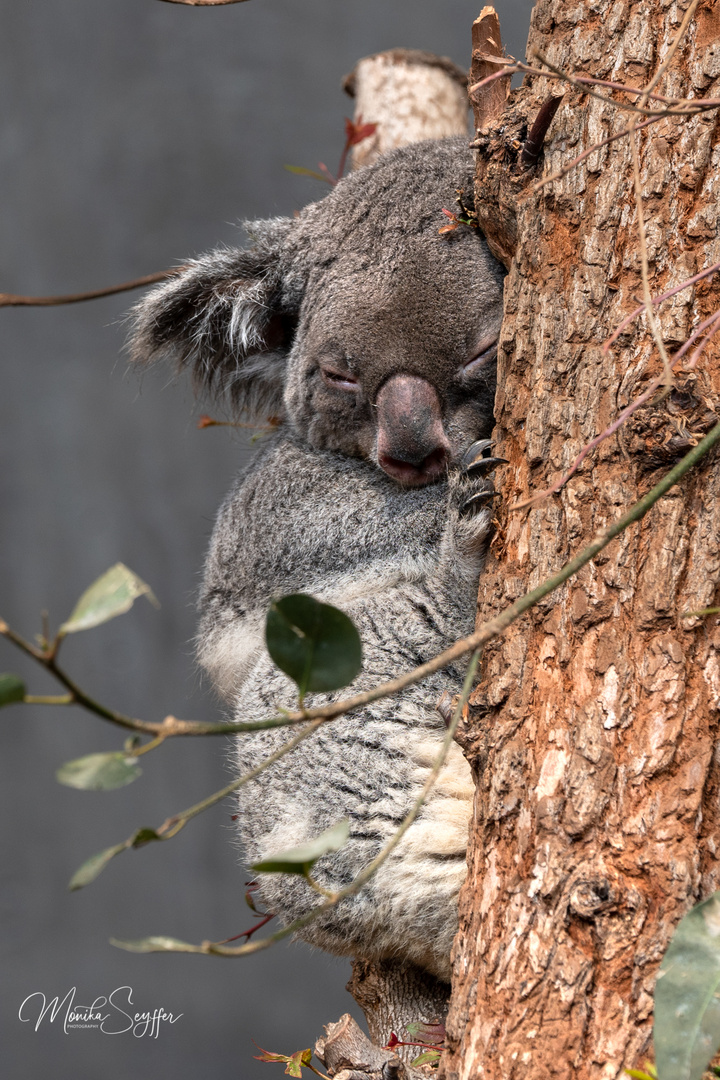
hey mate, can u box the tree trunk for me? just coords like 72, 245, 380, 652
445, 2, 720, 1078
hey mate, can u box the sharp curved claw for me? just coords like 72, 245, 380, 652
462, 439, 495, 468
465, 456, 509, 476
462, 490, 501, 514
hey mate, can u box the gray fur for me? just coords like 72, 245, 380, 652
131, 137, 505, 982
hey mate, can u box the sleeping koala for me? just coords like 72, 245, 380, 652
131, 136, 505, 986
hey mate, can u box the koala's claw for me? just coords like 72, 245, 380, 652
466, 455, 509, 476
462, 439, 509, 478
462, 489, 500, 516
462, 439, 494, 467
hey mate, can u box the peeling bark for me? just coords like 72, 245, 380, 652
444, 2, 720, 1078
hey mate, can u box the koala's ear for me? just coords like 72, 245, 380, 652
129, 217, 298, 417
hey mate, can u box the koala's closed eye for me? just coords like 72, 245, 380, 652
461, 338, 499, 378
320, 364, 360, 392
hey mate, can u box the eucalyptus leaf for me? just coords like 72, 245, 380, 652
265, 594, 361, 698
252, 819, 350, 875
60, 563, 158, 635
131, 827, 162, 848
655, 891, 720, 1080
110, 936, 202, 954
69, 841, 128, 890
68, 827, 163, 891
411, 1051, 441, 1068
0, 673, 25, 708
56, 752, 141, 791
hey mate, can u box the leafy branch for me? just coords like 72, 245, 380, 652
4, 423, 720, 900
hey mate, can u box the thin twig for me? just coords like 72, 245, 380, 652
567, 73, 716, 107
603, 261, 720, 352
153, 719, 326, 839
625, 0, 701, 391
681, 308, 720, 370
468, 64, 520, 98
629, 127, 673, 386
0, 268, 182, 308
644, 0, 702, 98
513, 308, 720, 512
520, 115, 660, 199
0, 619, 306, 736
528, 53, 709, 119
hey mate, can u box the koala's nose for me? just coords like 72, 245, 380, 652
375, 374, 450, 486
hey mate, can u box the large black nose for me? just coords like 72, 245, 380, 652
375, 374, 450, 486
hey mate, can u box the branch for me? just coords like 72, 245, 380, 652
470, 7, 509, 133
520, 95, 564, 169
0, 268, 183, 308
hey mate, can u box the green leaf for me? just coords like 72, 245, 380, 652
252, 819, 350, 875
655, 890, 720, 1080
410, 1050, 441, 1067
131, 827, 162, 847
56, 751, 141, 790
0, 673, 26, 708
60, 563, 158, 635
68, 827, 162, 891
69, 841, 128, 890
110, 936, 202, 954
265, 594, 361, 699
405, 1021, 445, 1042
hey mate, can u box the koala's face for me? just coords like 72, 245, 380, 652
280, 138, 505, 486
131, 137, 505, 487
284, 227, 502, 486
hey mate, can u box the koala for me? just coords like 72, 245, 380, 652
131, 136, 505, 986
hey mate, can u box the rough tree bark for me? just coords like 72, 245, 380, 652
445, 2, 720, 1079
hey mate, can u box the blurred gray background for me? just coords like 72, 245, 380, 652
0, 2, 532, 1078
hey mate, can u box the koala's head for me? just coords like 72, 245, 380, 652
131, 136, 505, 487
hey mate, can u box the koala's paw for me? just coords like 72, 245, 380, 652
451, 437, 506, 520
440, 439, 507, 579
458, 438, 507, 513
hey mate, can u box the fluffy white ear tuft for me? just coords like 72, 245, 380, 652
129, 217, 298, 418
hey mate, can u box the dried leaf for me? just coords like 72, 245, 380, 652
60, 563, 158, 635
